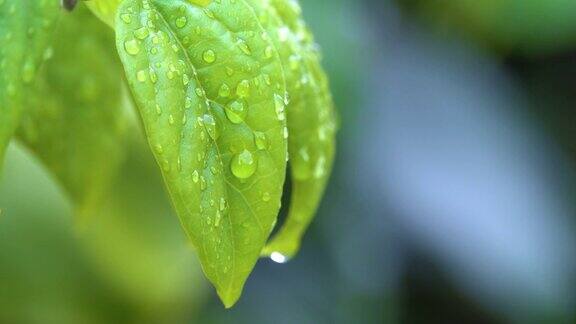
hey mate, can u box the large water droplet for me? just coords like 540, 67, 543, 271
225, 100, 247, 124
124, 39, 140, 55
270, 252, 287, 263
175, 16, 187, 28
231, 149, 257, 179
134, 27, 149, 40
202, 49, 216, 63
236, 79, 250, 98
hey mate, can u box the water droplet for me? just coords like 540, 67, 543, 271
270, 252, 287, 263
218, 83, 230, 97
203, 114, 219, 140
262, 192, 271, 202
236, 79, 250, 98
134, 27, 149, 39
182, 73, 190, 85
124, 39, 140, 55
219, 198, 226, 211
175, 16, 187, 28
120, 13, 132, 24
254, 131, 269, 150
154, 144, 164, 154
231, 149, 257, 179
162, 160, 171, 172
274, 94, 286, 121
137, 70, 147, 82
225, 100, 247, 124
214, 211, 221, 227
202, 49, 216, 63
238, 39, 251, 55
149, 68, 158, 83
314, 155, 326, 178
225, 66, 234, 76
192, 170, 199, 183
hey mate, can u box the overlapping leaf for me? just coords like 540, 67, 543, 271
115, 0, 288, 307
255, 0, 337, 259
16, 4, 127, 219
0, 0, 61, 168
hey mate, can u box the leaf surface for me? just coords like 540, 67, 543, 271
0, 0, 61, 168
16, 4, 127, 218
115, 0, 288, 307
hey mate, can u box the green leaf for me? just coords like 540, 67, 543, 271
115, 0, 288, 307
257, 0, 338, 260
85, 0, 122, 27
0, 0, 61, 168
17, 4, 128, 219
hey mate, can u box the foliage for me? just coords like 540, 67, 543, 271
0, 0, 336, 307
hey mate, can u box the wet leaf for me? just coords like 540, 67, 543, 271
115, 0, 288, 307
0, 0, 61, 168
257, 0, 338, 260
17, 4, 127, 219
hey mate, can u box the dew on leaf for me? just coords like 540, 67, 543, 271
231, 149, 257, 179
203, 49, 216, 63
236, 79, 250, 98
224, 100, 247, 124
124, 39, 140, 55
175, 16, 187, 28
253, 131, 269, 150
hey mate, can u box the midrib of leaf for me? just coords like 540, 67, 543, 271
152, 5, 238, 301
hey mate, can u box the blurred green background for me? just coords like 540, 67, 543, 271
3, 0, 576, 323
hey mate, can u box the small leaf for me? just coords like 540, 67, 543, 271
115, 0, 288, 307
17, 4, 128, 218
0, 0, 61, 168
258, 0, 338, 259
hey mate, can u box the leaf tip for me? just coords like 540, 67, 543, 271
217, 288, 242, 309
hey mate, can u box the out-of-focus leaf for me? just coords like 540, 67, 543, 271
0, 141, 208, 323
0, 0, 61, 168
259, 0, 337, 260
17, 4, 127, 219
85, 0, 122, 27
79, 135, 208, 321
408, 0, 576, 55
115, 0, 288, 307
